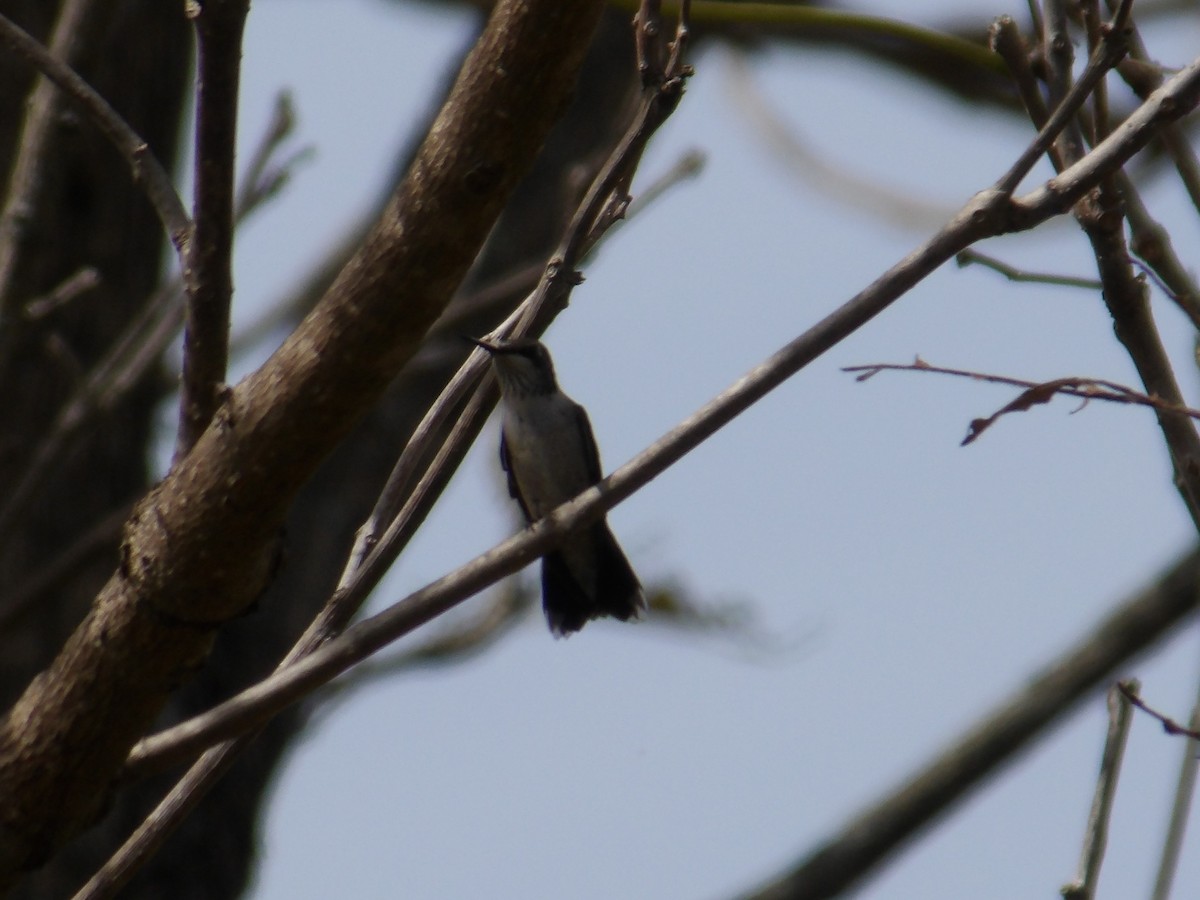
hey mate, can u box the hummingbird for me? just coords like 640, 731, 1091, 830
469, 336, 645, 636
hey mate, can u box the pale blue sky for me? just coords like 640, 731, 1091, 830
213, 2, 1200, 897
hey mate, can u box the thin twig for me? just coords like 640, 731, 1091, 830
1026, 0, 1045, 45
990, 17, 1053, 141
728, 52, 953, 231
1093, 26, 1199, 326
1061, 682, 1135, 900
1080, 0, 1111, 144
234, 91, 306, 215
550, 0, 692, 297
174, 0, 250, 459
955, 248, 1102, 290
1079, 178, 1200, 528
311, 586, 533, 709
0, 281, 183, 544
1042, 0, 1086, 166
624, 147, 705, 218
20, 266, 102, 321
844, 359, 1200, 445
1118, 681, 1200, 739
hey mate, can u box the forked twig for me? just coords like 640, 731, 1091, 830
845, 359, 1200, 445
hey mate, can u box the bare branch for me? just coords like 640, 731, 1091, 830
955, 249, 1102, 290
235, 91, 308, 217
19, 266, 102, 321
175, 0, 250, 458
1080, 0, 1112, 143
844, 359, 1200, 445
1061, 683, 1135, 900
1118, 681, 1200, 740
1079, 184, 1200, 528
1042, 0, 1088, 166
1118, 176, 1200, 330
990, 17, 1053, 146
315, 587, 533, 702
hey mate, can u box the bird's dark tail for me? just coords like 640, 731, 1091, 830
542, 523, 644, 637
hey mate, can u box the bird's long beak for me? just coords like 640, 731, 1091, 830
466, 336, 499, 354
